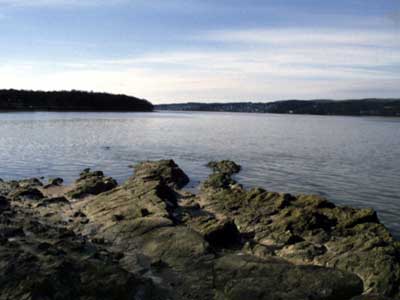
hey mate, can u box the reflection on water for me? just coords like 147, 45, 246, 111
0, 111, 399, 237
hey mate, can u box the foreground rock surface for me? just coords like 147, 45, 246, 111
1, 160, 399, 300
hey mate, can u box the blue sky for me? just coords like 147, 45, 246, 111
0, 0, 399, 103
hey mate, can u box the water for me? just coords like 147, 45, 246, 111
0, 111, 399, 237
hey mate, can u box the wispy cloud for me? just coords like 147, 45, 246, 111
0, 0, 125, 7
2, 62, 397, 102
0, 0, 188, 7
1, 26, 400, 102
92, 27, 400, 81
204, 28, 400, 48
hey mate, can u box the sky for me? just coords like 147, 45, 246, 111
0, 0, 399, 103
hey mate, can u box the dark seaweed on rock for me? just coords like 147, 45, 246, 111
1, 160, 399, 300
0, 89, 153, 111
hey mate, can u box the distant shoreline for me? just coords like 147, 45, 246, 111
155, 109, 400, 118
0, 109, 154, 113
156, 99, 400, 117
0, 89, 154, 112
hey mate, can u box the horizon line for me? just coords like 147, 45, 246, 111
1, 88, 399, 105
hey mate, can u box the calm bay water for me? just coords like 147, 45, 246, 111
0, 111, 399, 237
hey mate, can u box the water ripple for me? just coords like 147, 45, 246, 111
0, 111, 399, 238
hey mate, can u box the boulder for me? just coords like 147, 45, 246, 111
50, 177, 64, 185
67, 169, 117, 199
202, 173, 237, 190
44, 177, 64, 188
207, 160, 241, 175
134, 159, 190, 189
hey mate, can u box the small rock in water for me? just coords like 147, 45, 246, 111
207, 160, 241, 175
48, 177, 64, 186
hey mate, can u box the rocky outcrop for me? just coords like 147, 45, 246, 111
133, 159, 190, 189
0, 193, 163, 299
1, 160, 399, 300
67, 169, 118, 199
199, 162, 400, 298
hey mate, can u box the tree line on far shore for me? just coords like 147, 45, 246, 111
0, 89, 153, 112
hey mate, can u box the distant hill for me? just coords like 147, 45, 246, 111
156, 99, 400, 116
0, 90, 153, 112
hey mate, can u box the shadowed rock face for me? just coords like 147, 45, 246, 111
0, 196, 10, 211
0, 160, 399, 300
